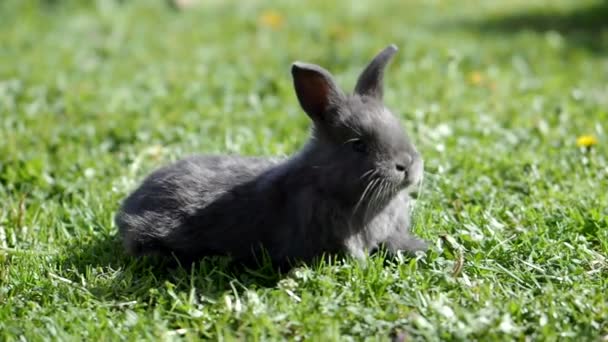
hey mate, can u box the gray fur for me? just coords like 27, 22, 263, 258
115, 45, 428, 268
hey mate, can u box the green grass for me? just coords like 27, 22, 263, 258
1, 0, 607, 340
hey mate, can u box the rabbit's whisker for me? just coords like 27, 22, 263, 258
380, 181, 390, 206
354, 178, 379, 214
341, 122, 362, 136
359, 169, 376, 180
342, 138, 361, 145
360, 177, 383, 217
364, 178, 384, 221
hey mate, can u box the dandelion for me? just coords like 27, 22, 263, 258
468, 71, 484, 85
259, 10, 284, 30
576, 135, 598, 148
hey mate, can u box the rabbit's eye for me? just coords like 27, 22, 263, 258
352, 139, 368, 154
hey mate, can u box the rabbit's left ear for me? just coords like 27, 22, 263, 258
354, 44, 398, 100
291, 62, 344, 122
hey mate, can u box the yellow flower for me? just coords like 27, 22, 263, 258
576, 135, 598, 148
468, 71, 484, 86
259, 10, 284, 30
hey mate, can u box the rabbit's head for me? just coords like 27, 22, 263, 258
291, 45, 423, 212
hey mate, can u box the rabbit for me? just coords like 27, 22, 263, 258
115, 44, 428, 269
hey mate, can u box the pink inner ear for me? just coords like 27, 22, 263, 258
296, 70, 330, 116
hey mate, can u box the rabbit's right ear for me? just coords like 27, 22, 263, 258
291, 62, 344, 121
354, 44, 398, 100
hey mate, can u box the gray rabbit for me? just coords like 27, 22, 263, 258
115, 45, 428, 268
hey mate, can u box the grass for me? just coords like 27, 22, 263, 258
1, 0, 607, 340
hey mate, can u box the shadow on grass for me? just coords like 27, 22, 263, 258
56, 232, 417, 304
455, 1, 608, 52
57, 233, 283, 302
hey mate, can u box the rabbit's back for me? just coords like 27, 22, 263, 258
115, 155, 279, 255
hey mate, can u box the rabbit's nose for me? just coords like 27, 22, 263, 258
395, 154, 413, 172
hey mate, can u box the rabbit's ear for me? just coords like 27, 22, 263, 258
354, 44, 398, 100
292, 62, 344, 121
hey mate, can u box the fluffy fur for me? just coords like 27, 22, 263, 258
115, 44, 428, 268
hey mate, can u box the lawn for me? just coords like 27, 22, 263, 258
1, 0, 607, 340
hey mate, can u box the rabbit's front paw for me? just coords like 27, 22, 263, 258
384, 233, 428, 254
400, 236, 428, 253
